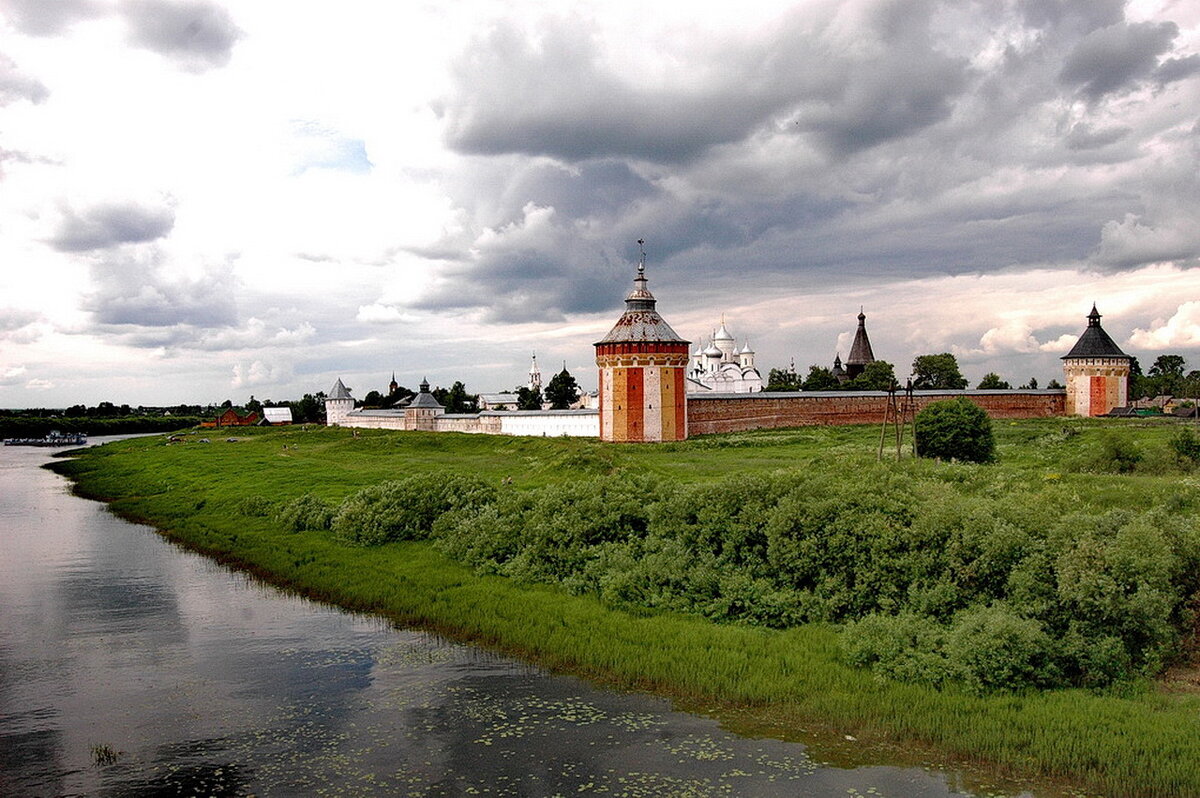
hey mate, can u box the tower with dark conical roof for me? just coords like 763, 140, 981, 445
325, 378, 355, 426
845, 308, 875, 379
1062, 304, 1131, 416
595, 242, 690, 442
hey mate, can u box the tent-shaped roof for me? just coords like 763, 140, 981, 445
1062, 305, 1130, 360
329, 378, 352, 399
846, 309, 875, 366
408, 378, 444, 409
595, 257, 687, 345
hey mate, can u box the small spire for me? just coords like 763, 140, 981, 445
637, 238, 646, 276
857, 306, 866, 323
420, 377, 430, 393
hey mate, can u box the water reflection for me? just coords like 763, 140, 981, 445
0, 439, 1015, 797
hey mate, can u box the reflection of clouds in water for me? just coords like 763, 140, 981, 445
2, 446, 984, 798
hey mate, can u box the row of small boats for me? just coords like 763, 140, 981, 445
3, 431, 88, 447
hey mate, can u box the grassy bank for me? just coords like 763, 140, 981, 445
50, 420, 1200, 797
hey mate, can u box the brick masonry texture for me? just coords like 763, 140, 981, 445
686, 391, 1066, 436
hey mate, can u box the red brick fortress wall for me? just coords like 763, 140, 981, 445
686, 390, 1066, 436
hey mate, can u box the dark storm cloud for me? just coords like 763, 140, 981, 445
49, 200, 175, 252
83, 249, 237, 330
440, 8, 970, 164
0, 53, 48, 105
0, 0, 103, 36
439, 21, 785, 164
1064, 123, 1131, 151
1059, 21, 1179, 100
800, 56, 968, 156
1018, 0, 1125, 36
1154, 54, 1200, 86
121, 0, 242, 72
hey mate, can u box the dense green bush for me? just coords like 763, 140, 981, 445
943, 603, 1060, 692
333, 474, 496, 545
1170, 426, 1200, 465
235, 495, 274, 517
914, 398, 995, 463
424, 465, 1200, 691
276, 492, 334, 531
1080, 432, 1143, 473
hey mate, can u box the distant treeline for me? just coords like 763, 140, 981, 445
0, 415, 203, 439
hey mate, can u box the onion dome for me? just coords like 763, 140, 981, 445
704, 343, 723, 357
595, 256, 687, 345
1062, 304, 1130, 360
714, 319, 734, 342
740, 341, 755, 354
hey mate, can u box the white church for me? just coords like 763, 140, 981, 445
687, 317, 763, 393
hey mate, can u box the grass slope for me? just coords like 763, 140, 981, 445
51, 420, 1200, 798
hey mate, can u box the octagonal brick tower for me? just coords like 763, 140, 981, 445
1062, 304, 1131, 416
595, 249, 690, 442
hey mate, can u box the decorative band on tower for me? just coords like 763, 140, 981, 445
595, 241, 690, 442
1061, 304, 1131, 417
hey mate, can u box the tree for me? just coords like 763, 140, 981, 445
1046, 379, 1063, 390
976, 373, 1011, 390
1148, 354, 1186, 396
291, 393, 325, 423
912, 353, 968, 390
362, 390, 384, 408
544, 368, 580, 409
767, 367, 803, 391
443, 381, 478, 414
801, 366, 836, 391
246, 395, 263, 413
387, 384, 415, 406
845, 360, 896, 391
516, 386, 543, 410
914, 398, 995, 464
1019, 377, 1039, 390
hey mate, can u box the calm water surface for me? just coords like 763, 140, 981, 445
0, 437, 1029, 797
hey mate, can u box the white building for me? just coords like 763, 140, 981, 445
687, 318, 763, 393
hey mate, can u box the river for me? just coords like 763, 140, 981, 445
0, 437, 1030, 797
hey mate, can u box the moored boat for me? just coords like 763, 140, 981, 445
3, 431, 88, 447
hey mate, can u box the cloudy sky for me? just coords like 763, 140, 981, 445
1, 0, 1198, 407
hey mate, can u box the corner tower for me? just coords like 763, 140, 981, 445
595, 242, 690, 442
1062, 304, 1131, 416
325, 378, 355, 426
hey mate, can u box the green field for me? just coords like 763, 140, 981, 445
50, 419, 1200, 798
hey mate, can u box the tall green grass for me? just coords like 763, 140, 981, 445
49, 419, 1200, 797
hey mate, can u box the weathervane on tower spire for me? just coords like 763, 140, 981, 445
637, 238, 646, 274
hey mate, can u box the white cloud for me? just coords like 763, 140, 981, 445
25, 378, 54, 390
0, 0, 1198, 406
231, 359, 287, 389
1129, 301, 1200, 349
356, 303, 417, 325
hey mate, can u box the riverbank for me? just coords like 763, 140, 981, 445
50, 422, 1200, 797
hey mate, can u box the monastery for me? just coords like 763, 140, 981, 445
325, 255, 1130, 441
687, 318, 763, 394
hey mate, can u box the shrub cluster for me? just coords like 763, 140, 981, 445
331, 474, 495, 545
424, 469, 1200, 691
276, 492, 335, 532
914, 398, 995, 463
